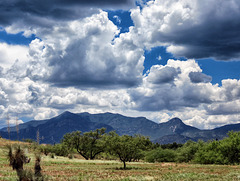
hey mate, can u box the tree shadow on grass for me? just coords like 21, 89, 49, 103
115, 166, 145, 170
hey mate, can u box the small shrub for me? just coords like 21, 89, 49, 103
18, 169, 34, 181
35, 154, 42, 178
38, 145, 53, 156
22, 139, 36, 143
49, 153, 55, 159
68, 154, 74, 159
29, 142, 39, 151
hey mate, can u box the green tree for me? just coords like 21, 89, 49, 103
62, 128, 106, 160
104, 132, 152, 169
219, 131, 240, 164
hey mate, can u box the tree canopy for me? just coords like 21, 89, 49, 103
104, 132, 152, 169
62, 128, 106, 160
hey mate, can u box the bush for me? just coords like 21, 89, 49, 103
28, 142, 40, 152
38, 144, 53, 156
176, 140, 203, 163
22, 139, 36, 143
194, 149, 226, 164
193, 140, 227, 164
37, 143, 72, 157
145, 147, 176, 163
194, 132, 240, 165
161, 142, 183, 150
51, 144, 70, 157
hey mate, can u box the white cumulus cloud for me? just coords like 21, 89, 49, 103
130, 0, 240, 60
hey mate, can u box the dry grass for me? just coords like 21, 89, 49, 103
0, 138, 29, 146
1, 138, 240, 181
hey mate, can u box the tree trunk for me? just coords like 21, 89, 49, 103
123, 161, 126, 169
91, 150, 103, 160
77, 150, 89, 160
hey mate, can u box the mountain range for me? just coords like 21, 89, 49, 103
0, 111, 240, 144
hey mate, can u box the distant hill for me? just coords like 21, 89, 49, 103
153, 134, 196, 144
0, 111, 239, 144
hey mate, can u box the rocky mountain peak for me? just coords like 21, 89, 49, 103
167, 117, 184, 125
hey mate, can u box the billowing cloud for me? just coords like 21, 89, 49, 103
206, 100, 240, 115
0, 56, 239, 130
130, 0, 240, 60
204, 79, 240, 116
0, 70, 134, 126
0, 43, 29, 68
33, 108, 59, 121
0, 88, 8, 107
221, 79, 240, 101
0, 0, 239, 131
26, 11, 144, 88
129, 59, 221, 111
171, 108, 240, 129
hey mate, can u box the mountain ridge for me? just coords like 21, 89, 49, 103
0, 111, 239, 144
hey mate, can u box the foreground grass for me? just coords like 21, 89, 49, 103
1, 138, 240, 181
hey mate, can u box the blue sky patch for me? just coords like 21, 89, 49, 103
0, 29, 36, 45
107, 10, 133, 34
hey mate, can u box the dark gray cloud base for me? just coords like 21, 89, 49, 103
147, 66, 181, 84
166, 21, 240, 60
0, 0, 135, 27
206, 103, 240, 115
189, 72, 212, 83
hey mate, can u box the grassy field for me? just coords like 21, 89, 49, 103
1, 138, 240, 181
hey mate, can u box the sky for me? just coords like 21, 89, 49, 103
0, 0, 239, 129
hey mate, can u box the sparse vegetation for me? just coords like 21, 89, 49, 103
2, 129, 240, 180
